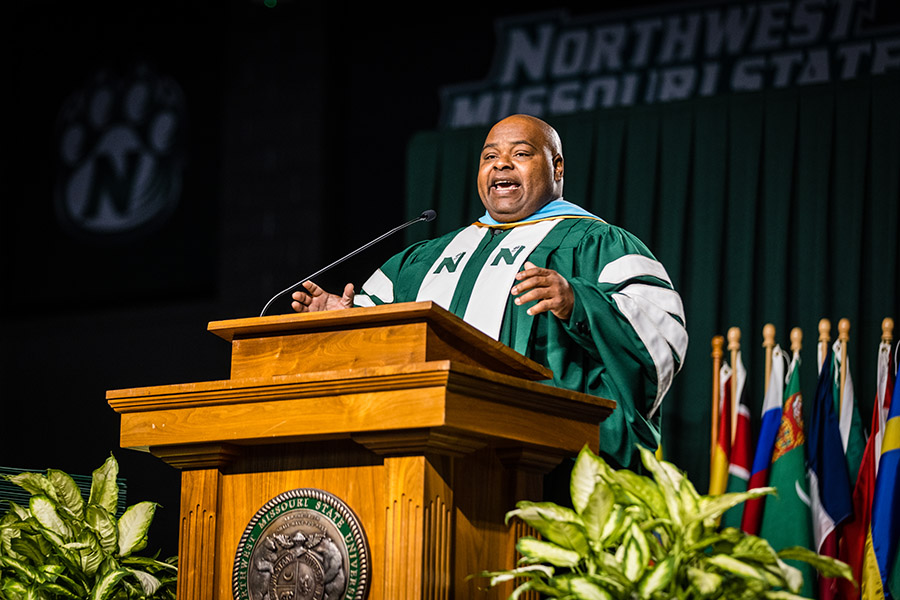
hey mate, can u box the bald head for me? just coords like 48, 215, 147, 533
500, 114, 562, 155
477, 114, 565, 222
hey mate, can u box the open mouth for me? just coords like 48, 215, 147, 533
491, 179, 520, 191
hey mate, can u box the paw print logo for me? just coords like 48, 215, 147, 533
53, 62, 188, 241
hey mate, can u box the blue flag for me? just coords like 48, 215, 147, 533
807, 349, 853, 599
872, 358, 900, 597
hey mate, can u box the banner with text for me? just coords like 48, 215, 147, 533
440, 0, 900, 128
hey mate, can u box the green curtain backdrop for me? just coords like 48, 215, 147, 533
404, 74, 900, 489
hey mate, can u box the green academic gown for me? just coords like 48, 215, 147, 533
354, 216, 687, 470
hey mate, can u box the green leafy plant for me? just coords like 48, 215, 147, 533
480, 445, 853, 599
0, 455, 177, 600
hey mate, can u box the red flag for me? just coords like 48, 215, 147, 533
839, 340, 893, 599
722, 354, 751, 529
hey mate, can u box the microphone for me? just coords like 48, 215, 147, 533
259, 209, 437, 317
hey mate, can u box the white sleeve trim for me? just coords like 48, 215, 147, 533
613, 294, 674, 416
611, 284, 689, 417
617, 290, 689, 364
360, 268, 394, 303
353, 294, 375, 307
598, 254, 673, 286
617, 283, 686, 325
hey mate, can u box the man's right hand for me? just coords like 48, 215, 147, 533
291, 281, 355, 313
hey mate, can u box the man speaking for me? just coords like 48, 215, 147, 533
291, 114, 687, 470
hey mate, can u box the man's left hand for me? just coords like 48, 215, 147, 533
511, 261, 574, 320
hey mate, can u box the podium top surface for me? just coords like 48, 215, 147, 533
207, 301, 554, 381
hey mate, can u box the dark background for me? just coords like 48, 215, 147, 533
4, 0, 899, 561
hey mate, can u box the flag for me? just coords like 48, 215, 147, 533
833, 339, 867, 483
759, 349, 815, 598
840, 340, 893, 599
808, 348, 854, 600
709, 362, 733, 497
873, 341, 896, 476
742, 344, 786, 535
871, 353, 899, 598
722, 352, 751, 530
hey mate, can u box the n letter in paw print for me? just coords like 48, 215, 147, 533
54, 62, 188, 240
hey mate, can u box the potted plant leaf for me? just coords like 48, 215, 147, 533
479, 445, 852, 599
0, 455, 177, 599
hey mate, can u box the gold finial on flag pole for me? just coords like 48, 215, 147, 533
883, 318, 894, 344
838, 318, 850, 415
818, 318, 831, 374
763, 323, 776, 392
791, 327, 803, 354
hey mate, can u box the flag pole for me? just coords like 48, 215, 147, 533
838, 318, 850, 415
728, 327, 741, 443
884, 317, 894, 345
711, 334, 724, 479
818, 318, 831, 375
763, 323, 776, 392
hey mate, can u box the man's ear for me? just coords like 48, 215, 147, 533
553, 154, 564, 181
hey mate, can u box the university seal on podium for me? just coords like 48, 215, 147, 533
233, 488, 371, 600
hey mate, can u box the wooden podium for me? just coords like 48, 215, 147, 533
107, 302, 614, 600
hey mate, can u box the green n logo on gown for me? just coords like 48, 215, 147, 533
491, 245, 526, 266
433, 252, 466, 274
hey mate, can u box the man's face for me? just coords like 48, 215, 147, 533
477, 116, 563, 223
